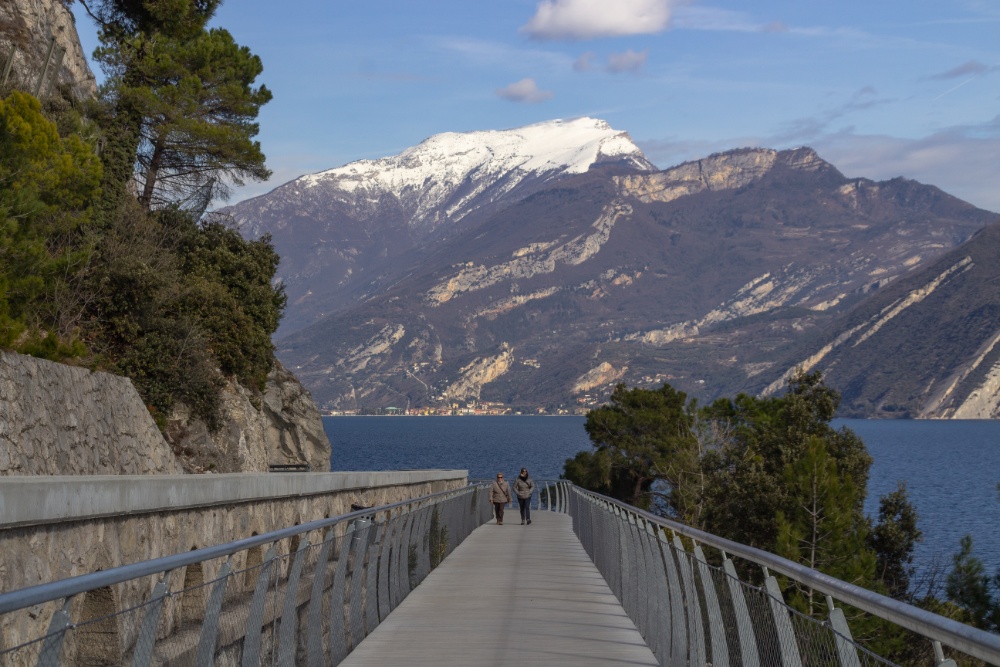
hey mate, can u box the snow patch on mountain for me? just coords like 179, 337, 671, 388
295, 117, 652, 225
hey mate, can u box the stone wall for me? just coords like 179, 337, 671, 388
0, 351, 185, 475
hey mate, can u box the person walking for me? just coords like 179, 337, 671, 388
489, 472, 512, 524
514, 468, 535, 525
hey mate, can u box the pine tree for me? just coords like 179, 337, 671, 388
80, 0, 269, 215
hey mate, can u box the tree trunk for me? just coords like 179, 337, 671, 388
139, 131, 167, 210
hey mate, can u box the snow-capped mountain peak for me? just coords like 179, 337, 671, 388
294, 117, 653, 224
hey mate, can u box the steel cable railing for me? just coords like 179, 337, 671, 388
0, 484, 495, 666
562, 482, 1000, 667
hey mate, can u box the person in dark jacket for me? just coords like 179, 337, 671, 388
513, 468, 535, 525
489, 472, 512, 524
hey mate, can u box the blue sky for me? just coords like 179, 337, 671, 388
73, 0, 1000, 211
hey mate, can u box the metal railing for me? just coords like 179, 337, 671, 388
0, 484, 493, 666
5, 477, 997, 666
564, 483, 1000, 667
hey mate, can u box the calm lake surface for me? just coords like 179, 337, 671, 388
324, 416, 1000, 576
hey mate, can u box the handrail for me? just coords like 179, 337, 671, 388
0, 483, 483, 616
574, 486, 1000, 665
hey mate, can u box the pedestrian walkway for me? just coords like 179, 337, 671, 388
340, 510, 658, 666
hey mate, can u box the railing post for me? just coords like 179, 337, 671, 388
377, 511, 397, 622
328, 525, 355, 665
388, 507, 410, 609
763, 569, 803, 667
934, 640, 958, 666
656, 527, 688, 664
722, 555, 760, 667
195, 561, 232, 667
241, 545, 278, 667
633, 514, 653, 643
277, 539, 310, 665
130, 579, 169, 667
672, 534, 706, 666
306, 532, 336, 667
347, 520, 373, 651
825, 595, 861, 667
694, 545, 731, 667
365, 521, 387, 634
36, 597, 73, 667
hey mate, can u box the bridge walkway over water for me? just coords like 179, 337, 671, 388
341, 511, 657, 666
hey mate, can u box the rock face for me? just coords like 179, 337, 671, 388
767, 222, 1000, 418
263, 361, 332, 470
0, 0, 97, 99
0, 351, 184, 475
166, 361, 331, 472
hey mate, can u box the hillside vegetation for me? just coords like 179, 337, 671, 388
0, 0, 282, 429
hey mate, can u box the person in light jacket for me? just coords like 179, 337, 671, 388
489, 472, 512, 524
514, 468, 535, 525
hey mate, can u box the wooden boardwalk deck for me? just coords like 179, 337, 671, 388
341, 510, 658, 666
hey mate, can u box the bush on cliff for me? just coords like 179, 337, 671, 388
0, 91, 102, 356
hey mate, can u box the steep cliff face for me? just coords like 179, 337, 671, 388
618, 147, 828, 205
166, 361, 331, 472
766, 222, 1000, 418
0, 351, 184, 475
0, 0, 97, 98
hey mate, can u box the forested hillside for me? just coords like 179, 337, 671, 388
0, 0, 282, 430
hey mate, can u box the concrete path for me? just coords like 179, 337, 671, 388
340, 510, 658, 666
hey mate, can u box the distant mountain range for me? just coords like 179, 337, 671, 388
224, 118, 1000, 417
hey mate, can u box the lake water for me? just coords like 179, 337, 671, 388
324, 416, 1000, 577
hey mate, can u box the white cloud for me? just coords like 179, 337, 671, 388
496, 78, 555, 103
607, 49, 649, 73
522, 0, 676, 40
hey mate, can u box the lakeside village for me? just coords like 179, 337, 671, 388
323, 373, 679, 417
325, 401, 588, 417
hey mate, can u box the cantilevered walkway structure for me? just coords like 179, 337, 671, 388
2, 481, 1000, 666
340, 511, 657, 666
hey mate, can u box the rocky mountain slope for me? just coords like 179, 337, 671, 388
226, 117, 654, 333
764, 221, 1000, 418
233, 121, 998, 416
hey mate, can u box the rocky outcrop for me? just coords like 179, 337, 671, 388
263, 361, 332, 471
167, 361, 331, 473
0, 0, 97, 99
618, 147, 829, 204
0, 351, 184, 475
443, 344, 514, 402
572, 362, 626, 394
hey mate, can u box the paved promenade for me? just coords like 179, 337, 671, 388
341, 509, 658, 666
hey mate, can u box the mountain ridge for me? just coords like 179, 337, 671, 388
226, 118, 998, 416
